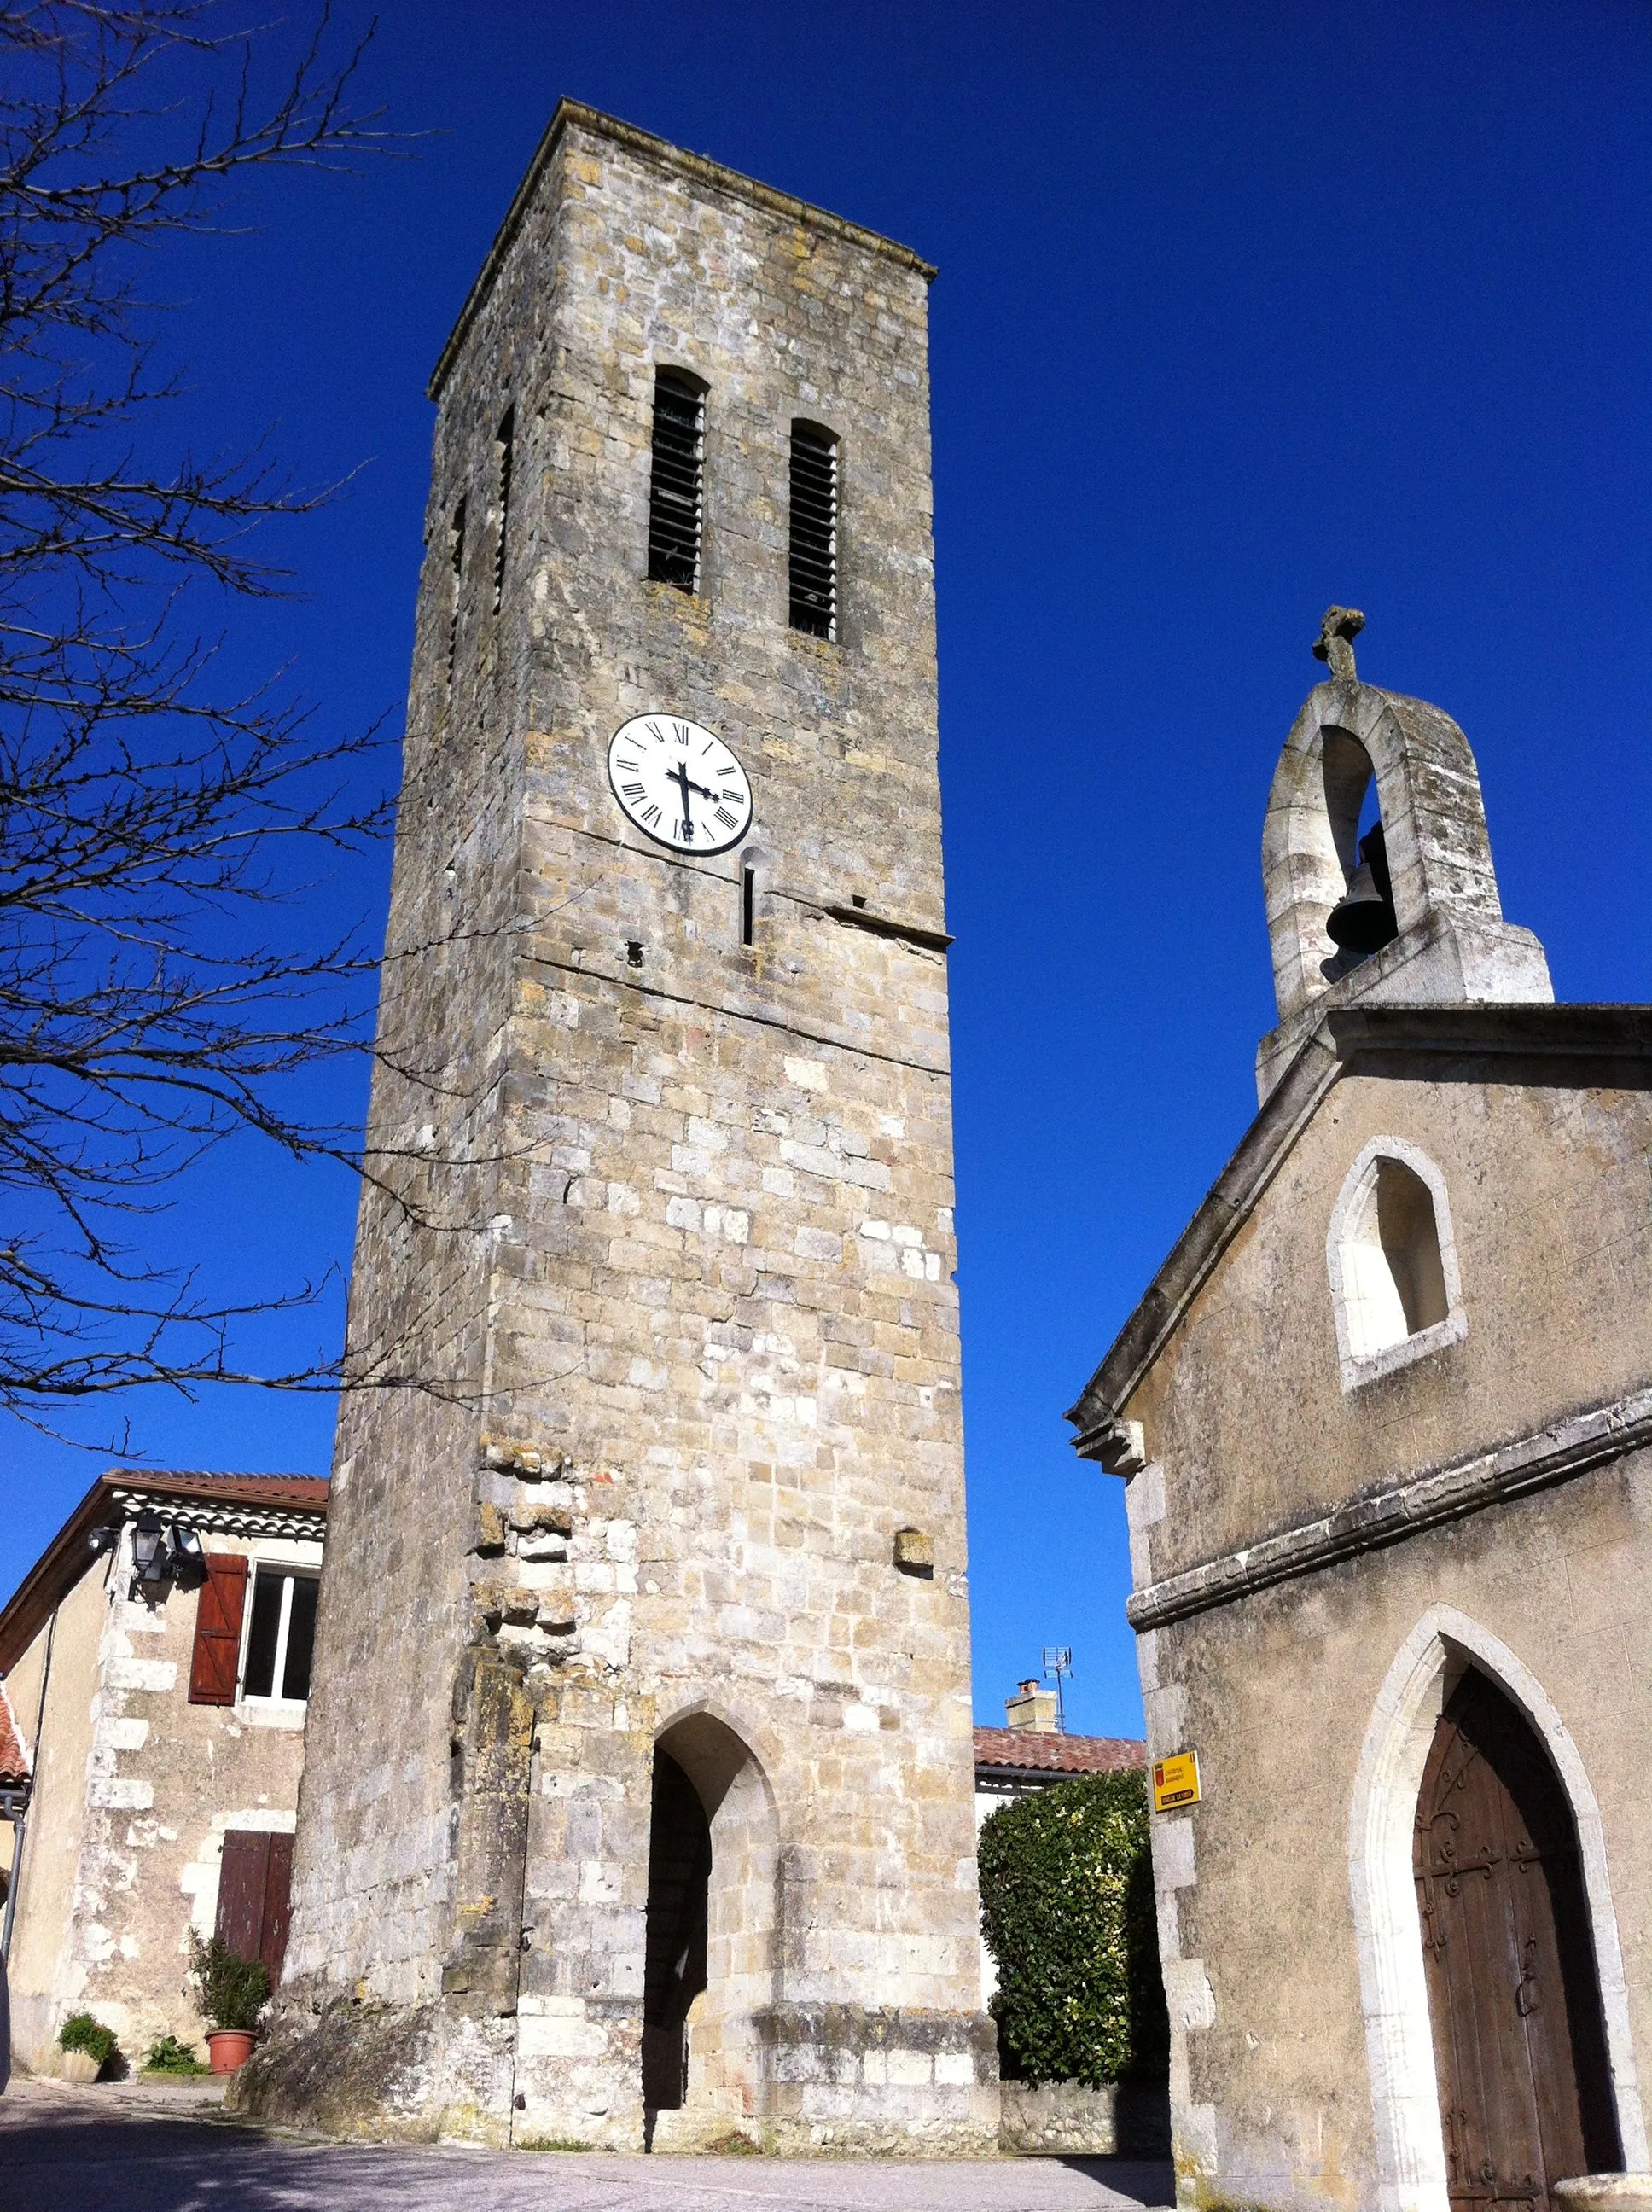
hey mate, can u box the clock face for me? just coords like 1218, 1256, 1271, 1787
606, 713, 753, 855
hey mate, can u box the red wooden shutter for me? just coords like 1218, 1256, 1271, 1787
214, 1829, 270, 1961
260, 1831, 294, 1987
188, 1553, 248, 1706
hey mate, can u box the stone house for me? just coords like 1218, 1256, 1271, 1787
0, 1469, 328, 2074
241, 101, 992, 2156
1067, 614, 1652, 2212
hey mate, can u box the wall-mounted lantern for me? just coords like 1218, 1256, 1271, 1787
169, 1524, 206, 1586
127, 1516, 206, 1599
130, 1513, 169, 1592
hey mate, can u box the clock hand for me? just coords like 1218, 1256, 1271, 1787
666, 759, 691, 835
666, 760, 718, 835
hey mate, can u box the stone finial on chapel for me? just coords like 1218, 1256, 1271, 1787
1312, 607, 1365, 683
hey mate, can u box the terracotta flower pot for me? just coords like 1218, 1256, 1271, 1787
206, 2029, 256, 2074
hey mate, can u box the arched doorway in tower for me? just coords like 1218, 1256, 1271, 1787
642, 1711, 779, 2133
1414, 1668, 1620, 2211
642, 1750, 711, 2110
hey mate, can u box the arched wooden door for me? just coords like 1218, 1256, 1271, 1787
1414, 1670, 1620, 2212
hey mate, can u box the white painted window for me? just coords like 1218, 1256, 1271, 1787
239, 1568, 318, 1705
1328, 1137, 1466, 1390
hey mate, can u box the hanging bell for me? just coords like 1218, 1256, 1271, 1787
1326, 824, 1398, 954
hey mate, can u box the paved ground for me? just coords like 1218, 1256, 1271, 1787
1, 2076, 1176, 2211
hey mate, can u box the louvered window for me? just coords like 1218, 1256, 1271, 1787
789, 421, 838, 638
647, 369, 706, 591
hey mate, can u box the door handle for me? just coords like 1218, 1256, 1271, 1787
1515, 1941, 1539, 2017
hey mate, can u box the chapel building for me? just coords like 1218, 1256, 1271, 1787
241, 103, 992, 2152
1067, 613, 1652, 2212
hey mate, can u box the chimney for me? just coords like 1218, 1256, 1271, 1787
1004, 1679, 1058, 1732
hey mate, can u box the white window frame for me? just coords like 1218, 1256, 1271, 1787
236, 1563, 319, 1714
1326, 1134, 1467, 1394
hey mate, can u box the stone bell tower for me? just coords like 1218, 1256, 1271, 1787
242, 103, 994, 2152
1256, 606, 1552, 1101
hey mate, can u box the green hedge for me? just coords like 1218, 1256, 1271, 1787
977, 1770, 1169, 2087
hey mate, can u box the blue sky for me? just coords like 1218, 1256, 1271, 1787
3, 2, 1649, 1740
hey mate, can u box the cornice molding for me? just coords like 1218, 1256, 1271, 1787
823, 902, 953, 953
1126, 1382, 1652, 1633
106, 1487, 325, 1543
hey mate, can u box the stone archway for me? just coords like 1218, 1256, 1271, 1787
644, 1708, 779, 2144
1415, 1667, 1620, 2209
642, 1749, 711, 2110
1348, 1608, 1645, 2212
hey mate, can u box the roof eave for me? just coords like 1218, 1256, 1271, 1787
975, 1762, 1140, 1787
0, 1474, 114, 1676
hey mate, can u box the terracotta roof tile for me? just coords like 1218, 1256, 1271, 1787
974, 1726, 1145, 1776
106, 1470, 329, 1511
0, 1681, 30, 1787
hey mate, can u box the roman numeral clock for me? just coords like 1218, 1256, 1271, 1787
607, 713, 753, 852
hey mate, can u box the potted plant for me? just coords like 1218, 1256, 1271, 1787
143, 2034, 209, 2078
57, 2012, 119, 2083
187, 1933, 270, 2073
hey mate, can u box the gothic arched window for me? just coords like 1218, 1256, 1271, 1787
1327, 1137, 1466, 1390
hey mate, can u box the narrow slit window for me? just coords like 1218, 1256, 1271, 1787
789, 420, 838, 638
446, 496, 467, 682
647, 370, 706, 591
741, 856, 757, 947
492, 405, 515, 614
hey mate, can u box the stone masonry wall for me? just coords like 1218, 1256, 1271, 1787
1129, 1068, 1652, 1578
254, 108, 993, 2153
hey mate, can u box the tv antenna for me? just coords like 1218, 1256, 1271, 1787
1041, 1646, 1073, 1734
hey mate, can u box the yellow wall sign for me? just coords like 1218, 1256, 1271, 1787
1152, 1750, 1201, 1813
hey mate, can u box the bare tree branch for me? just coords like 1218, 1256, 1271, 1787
0, 4, 486, 1436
